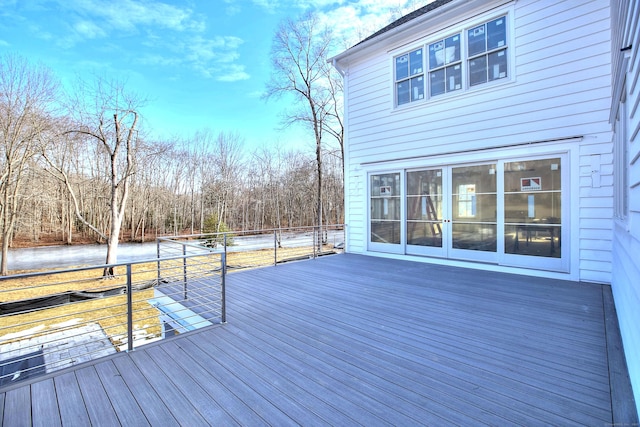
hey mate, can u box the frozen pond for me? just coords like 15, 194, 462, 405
7, 230, 344, 271
7, 242, 160, 271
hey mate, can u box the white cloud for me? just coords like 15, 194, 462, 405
73, 20, 107, 39
216, 64, 251, 82
62, 0, 199, 33
317, 0, 428, 48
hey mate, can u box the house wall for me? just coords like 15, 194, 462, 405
340, 0, 613, 282
610, 0, 640, 417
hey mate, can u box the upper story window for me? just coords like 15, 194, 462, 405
429, 34, 462, 96
395, 48, 424, 106
394, 15, 509, 107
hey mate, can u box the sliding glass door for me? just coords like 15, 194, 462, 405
368, 153, 568, 272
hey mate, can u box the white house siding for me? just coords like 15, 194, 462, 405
611, 0, 640, 417
340, 0, 613, 281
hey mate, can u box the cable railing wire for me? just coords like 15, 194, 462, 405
0, 225, 344, 388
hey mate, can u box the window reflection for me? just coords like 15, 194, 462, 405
504, 158, 561, 258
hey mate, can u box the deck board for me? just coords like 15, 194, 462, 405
109, 355, 180, 426
126, 350, 210, 426
74, 366, 121, 426
3, 385, 30, 427
93, 361, 150, 426
31, 379, 62, 427
1, 253, 634, 425
54, 372, 91, 426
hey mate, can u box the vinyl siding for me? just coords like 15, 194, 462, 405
611, 0, 640, 417
341, 0, 613, 276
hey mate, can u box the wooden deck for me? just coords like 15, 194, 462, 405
0, 253, 635, 426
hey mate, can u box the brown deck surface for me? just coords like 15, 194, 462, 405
0, 253, 633, 426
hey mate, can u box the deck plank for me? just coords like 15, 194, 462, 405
230, 273, 604, 425
92, 360, 151, 426
53, 372, 91, 426
127, 349, 210, 426
143, 344, 239, 425
227, 258, 612, 425
1, 254, 631, 425
31, 379, 61, 427
160, 339, 274, 426
110, 356, 180, 427
74, 365, 122, 426
2, 385, 31, 427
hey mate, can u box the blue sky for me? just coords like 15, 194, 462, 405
0, 0, 422, 150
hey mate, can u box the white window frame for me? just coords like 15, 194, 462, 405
392, 11, 512, 108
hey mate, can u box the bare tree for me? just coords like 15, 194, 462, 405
0, 54, 59, 275
266, 11, 339, 242
55, 78, 141, 276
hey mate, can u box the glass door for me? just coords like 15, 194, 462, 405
369, 172, 403, 253
406, 169, 447, 257
501, 156, 567, 271
405, 163, 497, 262
448, 163, 498, 262
369, 154, 568, 272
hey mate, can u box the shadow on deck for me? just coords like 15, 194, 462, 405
0, 253, 637, 425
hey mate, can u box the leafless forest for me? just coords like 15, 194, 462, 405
1, 10, 347, 276
1, 54, 344, 248
29, 129, 344, 243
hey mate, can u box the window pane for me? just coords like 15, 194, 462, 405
395, 54, 409, 80
409, 48, 423, 76
397, 81, 410, 105
407, 222, 442, 247
407, 195, 443, 221
452, 194, 497, 221
371, 172, 401, 245
505, 225, 561, 258
371, 221, 401, 244
452, 164, 497, 193
445, 64, 462, 92
371, 198, 401, 221
411, 75, 424, 101
430, 68, 445, 96
504, 193, 561, 223
504, 157, 562, 258
487, 17, 506, 50
407, 169, 442, 195
469, 55, 487, 86
504, 158, 561, 192
371, 173, 401, 196
444, 34, 461, 63
488, 49, 507, 81
452, 223, 496, 251
429, 40, 444, 69
468, 24, 486, 56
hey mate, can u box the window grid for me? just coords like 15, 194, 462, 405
394, 15, 508, 107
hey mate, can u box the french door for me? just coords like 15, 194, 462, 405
369, 155, 567, 271
405, 162, 498, 262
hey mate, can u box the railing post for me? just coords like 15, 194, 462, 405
126, 264, 134, 352
274, 229, 278, 266
221, 252, 226, 324
156, 239, 161, 285
183, 244, 188, 300
224, 233, 227, 261
313, 226, 317, 259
